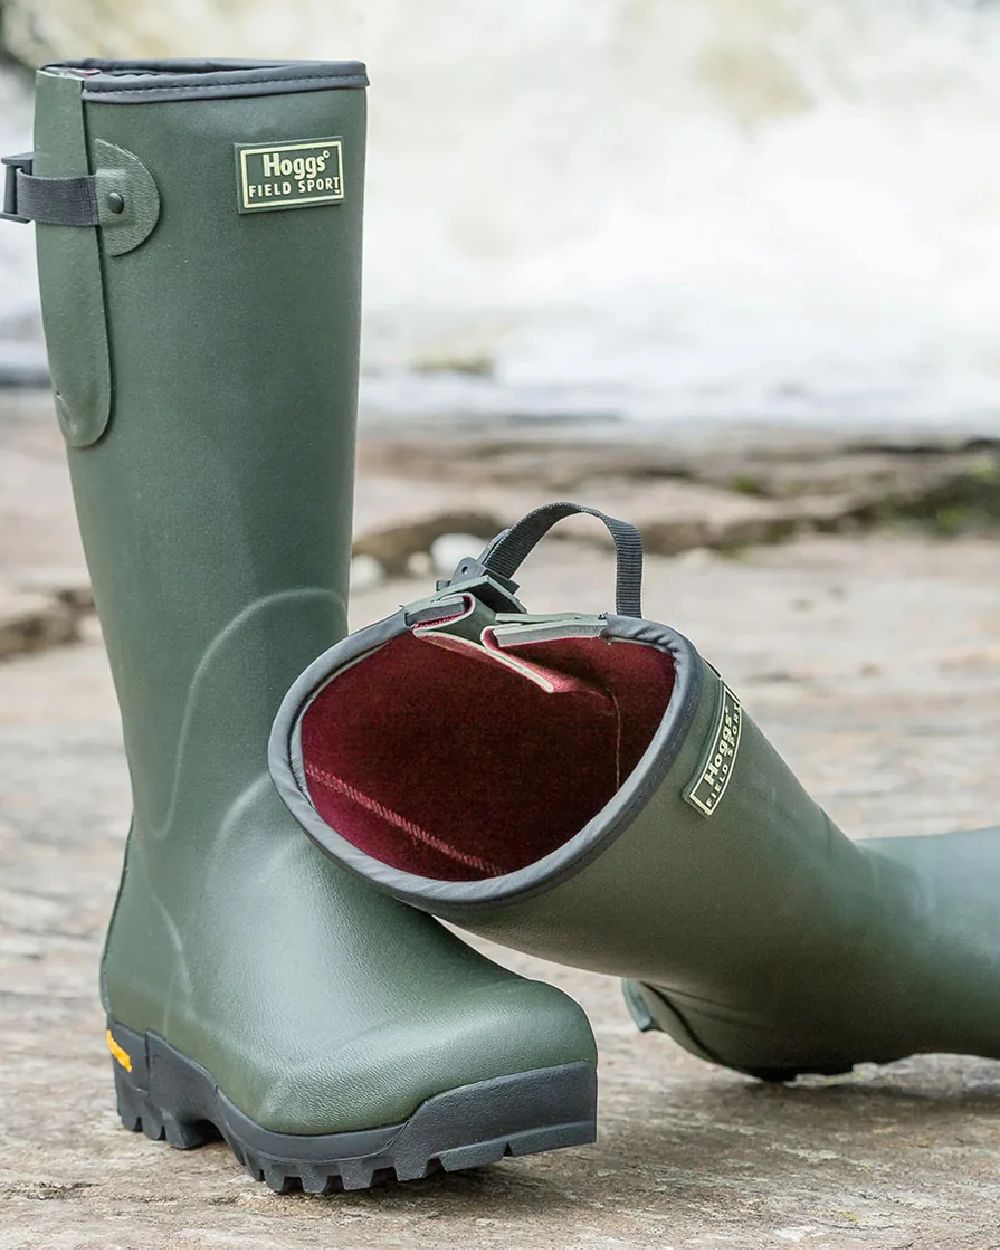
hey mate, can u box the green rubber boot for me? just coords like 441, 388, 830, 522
5, 65, 596, 1191
272, 501, 1000, 1082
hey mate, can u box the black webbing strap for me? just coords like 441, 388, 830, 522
480, 501, 644, 618
2, 154, 100, 226
17, 172, 100, 225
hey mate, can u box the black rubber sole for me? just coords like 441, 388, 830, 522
108, 1021, 597, 1193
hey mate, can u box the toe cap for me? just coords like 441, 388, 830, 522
250, 975, 596, 1134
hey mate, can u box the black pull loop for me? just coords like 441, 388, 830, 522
480, 501, 643, 618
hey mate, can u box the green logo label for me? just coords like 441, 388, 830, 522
235, 138, 344, 214
684, 682, 742, 816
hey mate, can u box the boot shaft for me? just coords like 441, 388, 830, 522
29, 61, 367, 832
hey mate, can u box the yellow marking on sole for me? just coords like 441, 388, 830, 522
105, 1028, 133, 1073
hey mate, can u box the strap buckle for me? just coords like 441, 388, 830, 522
435, 556, 524, 614
476, 501, 644, 619
1, 152, 34, 223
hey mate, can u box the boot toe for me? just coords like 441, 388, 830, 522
249, 976, 596, 1135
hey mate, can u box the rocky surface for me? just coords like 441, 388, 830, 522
2, 387, 1000, 1246
3, 391, 998, 658
358, 425, 1000, 562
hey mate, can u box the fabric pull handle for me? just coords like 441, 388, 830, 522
480, 501, 643, 619
2, 154, 101, 226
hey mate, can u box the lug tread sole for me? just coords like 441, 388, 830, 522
109, 1021, 597, 1193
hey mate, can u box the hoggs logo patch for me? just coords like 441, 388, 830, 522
236, 138, 344, 214
684, 682, 743, 817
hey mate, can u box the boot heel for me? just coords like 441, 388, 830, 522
107, 1021, 217, 1150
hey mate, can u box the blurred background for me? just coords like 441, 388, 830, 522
5, 0, 1000, 432
2, 7, 1000, 1242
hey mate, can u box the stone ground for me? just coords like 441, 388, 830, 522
2, 392, 1000, 1248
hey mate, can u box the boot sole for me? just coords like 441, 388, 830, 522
107, 1020, 597, 1192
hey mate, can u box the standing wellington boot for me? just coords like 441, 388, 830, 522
272, 501, 1000, 1081
4, 65, 596, 1191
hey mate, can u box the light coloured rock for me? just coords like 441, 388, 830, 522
429, 532, 484, 575
406, 550, 434, 577
352, 511, 503, 577
349, 553, 384, 592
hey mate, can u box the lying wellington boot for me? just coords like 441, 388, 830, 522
272, 500, 1000, 1083
4, 65, 596, 1191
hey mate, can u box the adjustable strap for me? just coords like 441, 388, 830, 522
444, 501, 644, 619
2, 153, 100, 225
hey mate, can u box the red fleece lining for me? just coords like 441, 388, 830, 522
300, 631, 675, 881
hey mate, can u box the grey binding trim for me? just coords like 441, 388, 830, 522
43, 59, 368, 103
268, 611, 704, 911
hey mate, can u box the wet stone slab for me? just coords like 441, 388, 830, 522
2, 533, 999, 1249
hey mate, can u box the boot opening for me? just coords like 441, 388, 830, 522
299, 611, 675, 881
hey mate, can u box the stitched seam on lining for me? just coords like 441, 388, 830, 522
304, 761, 505, 875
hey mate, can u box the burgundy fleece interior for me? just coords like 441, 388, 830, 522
300, 625, 675, 881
